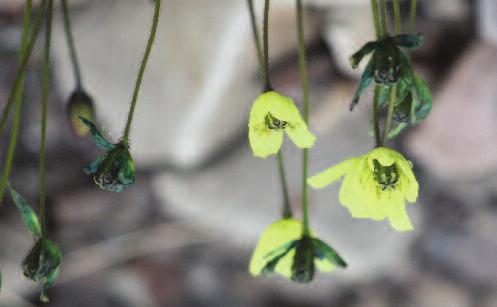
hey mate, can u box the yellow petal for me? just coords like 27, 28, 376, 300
249, 219, 302, 277
308, 158, 359, 189
248, 123, 284, 158
386, 191, 413, 231
366, 147, 396, 171
315, 258, 334, 272
285, 121, 316, 149
396, 158, 419, 203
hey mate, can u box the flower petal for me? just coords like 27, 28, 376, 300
308, 158, 359, 189
248, 123, 284, 158
387, 191, 413, 231
249, 219, 302, 277
339, 157, 375, 218
285, 122, 316, 149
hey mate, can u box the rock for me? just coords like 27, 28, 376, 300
152, 86, 421, 295
406, 41, 497, 179
51, 0, 319, 169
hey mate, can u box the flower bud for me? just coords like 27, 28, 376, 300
67, 90, 95, 137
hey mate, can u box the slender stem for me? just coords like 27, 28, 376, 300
0, 0, 47, 137
40, 0, 53, 237
277, 152, 291, 218
393, 0, 401, 34
0, 0, 32, 207
262, 0, 272, 92
370, 0, 382, 39
247, 0, 292, 218
381, 85, 396, 146
373, 86, 382, 147
409, 0, 417, 34
122, 0, 161, 142
247, 0, 264, 84
61, 0, 83, 90
379, 0, 389, 37
296, 0, 310, 236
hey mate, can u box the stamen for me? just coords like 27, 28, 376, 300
265, 112, 288, 130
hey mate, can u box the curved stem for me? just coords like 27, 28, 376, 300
296, 0, 310, 236
40, 0, 53, 238
373, 86, 382, 147
247, 0, 292, 218
370, 0, 382, 39
393, 0, 401, 34
262, 0, 272, 92
0, 0, 47, 137
379, 0, 389, 37
61, 0, 83, 90
122, 0, 161, 142
409, 0, 417, 34
0, 0, 32, 207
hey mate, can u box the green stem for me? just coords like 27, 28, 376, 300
296, 0, 310, 236
61, 0, 83, 90
393, 0, 401, 34
0, 0, 47, 138
247, 0, 292, 218
409, 0, 417, 34
379, 0, 388, 37
370, 0, 382, 39
277, 152, 291, 219
381, 85, 396, 146
262, 0, 272, 92
40, 0, 53, 238
0, 0, 32, 207
373, 86, 382, 147
247, 0, 264, 84
122, 0, 161, 142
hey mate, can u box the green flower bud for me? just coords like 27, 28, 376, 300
22, 238, 61, 302
66, 90, 95, 137
291, 235, 315, 283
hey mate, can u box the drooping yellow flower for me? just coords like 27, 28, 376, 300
248, 91, 316, 158
307, 147, 418, 231
249, 218, 346, 283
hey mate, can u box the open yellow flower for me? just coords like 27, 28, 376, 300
249, 218, 346, 283
307, 147, 418, 231
248, 91, 316, 158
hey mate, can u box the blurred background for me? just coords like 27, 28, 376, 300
0, 0, 496, 306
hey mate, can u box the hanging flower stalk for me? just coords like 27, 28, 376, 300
81, 0, 161, 192
308, 0, 430, 232
61, 0, 96, 137
249, 0, 346, 284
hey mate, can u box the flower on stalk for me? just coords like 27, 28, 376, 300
249, 219, 346, 283
248, 91, 316, 158
23, 238, 61, 303
80, 116, 134, 192
349, 34, 422, 110
66, 89, 95, 137
307, 147, 418, 231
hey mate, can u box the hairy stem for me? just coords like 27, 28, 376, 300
123, 0, 161, 142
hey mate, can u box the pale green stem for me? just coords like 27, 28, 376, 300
246, 0, 264, 83
379, 0, 389, 37
409, 0, 417, 33
40, 0, 53, 238
262, 0, 272, 91
373, 86, 382, 147
0, 0, 32, 207
370, 0, 382, 38
296, 0, 310, 236
61, 0, 83, 90
0, 0, 47, 138
393, 0, 401, 34
123, 0, 161, 142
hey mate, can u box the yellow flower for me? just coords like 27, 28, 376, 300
249, 219, 346, 283
307, 147, 418, 231
248, 91, 316, 158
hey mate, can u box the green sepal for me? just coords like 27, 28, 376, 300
311, 238, 347, 268
291, 236, 315, 283
40, 267, 59, 303
392, 33, 423, 49
349, 41, 377, 68
83, 155, 106, 175
7, 183, 41, 238
261, 240, 296, 276
79, 116, 115, 150
412, 74, 432, 123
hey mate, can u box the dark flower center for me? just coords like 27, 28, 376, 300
265, 112, 288, 130
373, 159, 399, 191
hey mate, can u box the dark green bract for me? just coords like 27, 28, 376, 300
23, 238, 61, 303
261, 235, 347, 284
349, 34, 422, 110
80, 116, 135, 192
